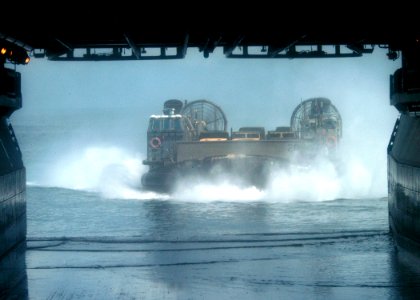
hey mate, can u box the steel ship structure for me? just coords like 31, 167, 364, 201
0, 59, 26, 298
388, 48, 420, 257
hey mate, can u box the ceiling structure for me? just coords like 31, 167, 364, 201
1, 12, 419, 63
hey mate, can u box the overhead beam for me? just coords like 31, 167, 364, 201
346, 43, 375, 55
180, 33, 189, 58
267, 34, 307, 57
227, 44, 363, 59
200, 36, 221, 58
45, 38, 73, 59
223, 35, 244, 56
124, 33, 141, 59
48, 47, 185, 61
0, 33, 32, 52
55, 39, 72, 51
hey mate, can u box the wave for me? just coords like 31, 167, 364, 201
31, 146, 169, 200
172, 152, 382, 202
29, 145, 386, 202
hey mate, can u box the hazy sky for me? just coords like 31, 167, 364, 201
12, 47, 400, 131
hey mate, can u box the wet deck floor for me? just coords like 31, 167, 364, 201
3, 230, 420, 299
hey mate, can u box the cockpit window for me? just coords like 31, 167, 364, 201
149, 116, 184, 132
174, 118, 182, 130
163, 118, 171, 130
149, 118, 160, 132
323, 119, 337, 129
